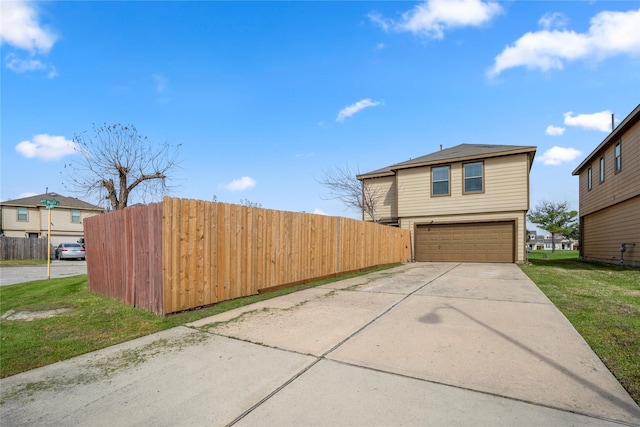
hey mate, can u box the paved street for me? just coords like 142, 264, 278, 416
1, 263, 639, 426
0, 260, 87, 286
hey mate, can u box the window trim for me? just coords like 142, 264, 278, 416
71, 209, 81, 224
599, 156, 605, 183
17, 207, 28, 222
614, 142, 622, 174
462, 161, 484, 194
431, 165, 451, 197
587, 167, 592, 191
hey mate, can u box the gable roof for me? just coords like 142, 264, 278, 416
358, 144, 537, 180
572, 104, 640, 176
0, 192, 104, 211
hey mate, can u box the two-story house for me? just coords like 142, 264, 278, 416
357, 144, 536, 263
0, 192, 104, 246
572, 104, 639, 267
526, 231, 577, 251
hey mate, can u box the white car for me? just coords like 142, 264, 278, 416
55, 243, 86, 260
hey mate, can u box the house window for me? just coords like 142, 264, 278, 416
71, 209, 81, 223
432, 166, 450, 196
17, 207, 28, 221
463, 162, 483, 193
599, 157, 605, 183
587, 167, 592, 191
614, 142, 621, 173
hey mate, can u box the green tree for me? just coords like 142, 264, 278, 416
527, 201, 578, 253
565, 222, 580, 242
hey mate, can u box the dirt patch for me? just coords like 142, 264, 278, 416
1, 308, 72, 321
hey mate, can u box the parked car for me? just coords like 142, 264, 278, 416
55, 243, 86, 260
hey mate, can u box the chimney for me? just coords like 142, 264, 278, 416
439, 144, 443, 151
611, 113, 615, 132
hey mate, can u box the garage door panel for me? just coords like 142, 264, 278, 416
415, 222, 514, 263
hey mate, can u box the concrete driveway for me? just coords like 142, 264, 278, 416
2, 263, 639, 426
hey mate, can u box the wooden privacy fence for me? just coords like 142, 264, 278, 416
0, 237, 50, 260
85, 197, 411, 316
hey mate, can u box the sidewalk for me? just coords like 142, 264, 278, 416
2, 263, 639, 426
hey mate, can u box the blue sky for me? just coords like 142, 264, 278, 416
2, 1, 639, 230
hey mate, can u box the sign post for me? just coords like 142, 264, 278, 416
40, 199, 60, 279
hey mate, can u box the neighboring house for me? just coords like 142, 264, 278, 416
357, 144, 536, 263
572, 104, 640, 267
526, 231, 577, 251
0, 192, 104, 247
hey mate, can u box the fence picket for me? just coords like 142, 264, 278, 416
0, 237, 51, 260
85, 197, 410, 316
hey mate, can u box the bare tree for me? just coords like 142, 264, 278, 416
239, 198, 262, 208
64, 123, 181, 210
317, 165, 384, 223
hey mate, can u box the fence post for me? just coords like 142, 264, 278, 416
336, 217, 341, 274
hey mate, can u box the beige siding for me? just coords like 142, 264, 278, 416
578, 120, 640, 217
397, 153, 530, 217
397, 166, 430, 217
400, 211, 528, 263
363, 176, 397, 221
1, 206, 41, 234
1, 205, 100, 245
582, 196, 640, 267
45, 208, 97, 233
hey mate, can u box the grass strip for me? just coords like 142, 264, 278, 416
520, 251, 640, 404
0, 260, 48, 266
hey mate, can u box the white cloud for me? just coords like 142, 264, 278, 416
18, 192, 37, 199
538, 12, 569, 30
5, 53, 57, 77
15, 134, 77, 160
370, 0, 502, 39
295, 152, 315, 158
536, 146, 582, 165
224, 176, 256, 191
313, 208, 327, 215
564, 110, 615, 132
336, 99, 381, 122
46, 65, 58, 79
489, 8, 640, 76
152, 73, 168, 93
6, 54, 45, 72
368, 12, 390, 32
545, 125, 565, 136
0, 0, 57, 53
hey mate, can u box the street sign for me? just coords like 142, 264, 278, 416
40, 199, 60, 209
39, 199, 60, 279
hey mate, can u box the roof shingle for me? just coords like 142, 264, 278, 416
358, 143, 536, 179
0, 192, 104, 211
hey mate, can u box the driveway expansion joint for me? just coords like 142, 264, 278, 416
225, 263, 462, 426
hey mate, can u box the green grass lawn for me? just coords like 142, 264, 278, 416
526, 249, 579, 261
520, 251, 640, 404
0, 265, 397, 378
